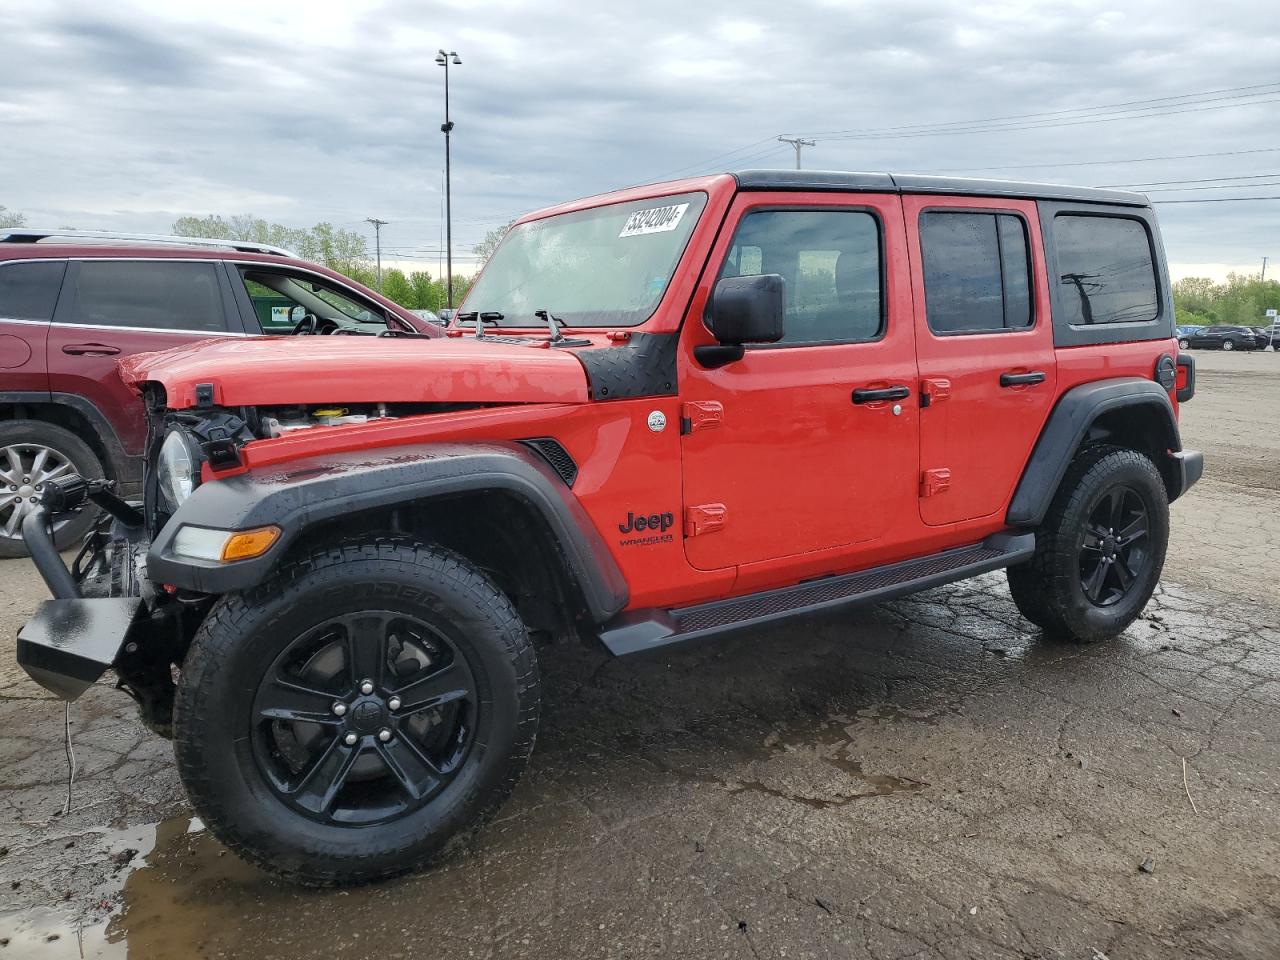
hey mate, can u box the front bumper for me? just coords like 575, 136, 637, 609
17, 496, 151, 701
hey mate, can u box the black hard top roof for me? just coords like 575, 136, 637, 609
732, 170, 1148, 206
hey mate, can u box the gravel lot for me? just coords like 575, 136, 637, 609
1, 349, 1277, 959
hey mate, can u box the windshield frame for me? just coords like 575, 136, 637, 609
460, 190, 710, 328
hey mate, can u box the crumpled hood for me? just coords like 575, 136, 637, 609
119, 335, 591, 409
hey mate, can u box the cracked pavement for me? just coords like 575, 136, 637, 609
1, 350, 1278, 959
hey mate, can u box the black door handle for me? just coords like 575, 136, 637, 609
852, 385, 911, 404
999, 370, 1046, 387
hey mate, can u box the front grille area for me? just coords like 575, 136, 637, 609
519, 438, 578, 487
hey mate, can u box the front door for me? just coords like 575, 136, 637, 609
679, 193, 919, 572
903, 196, 1058, 526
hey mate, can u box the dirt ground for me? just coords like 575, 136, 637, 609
1, 350, 1277, 959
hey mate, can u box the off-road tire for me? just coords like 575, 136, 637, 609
173, 539, 540, 886
1, 420, 104, 559
1007, 444, 1168, 643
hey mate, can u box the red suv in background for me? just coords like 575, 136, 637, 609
0, 230, 439, 556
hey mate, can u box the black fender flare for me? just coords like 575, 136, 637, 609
147, 441, 629, 622
1007, 378, 1186, 527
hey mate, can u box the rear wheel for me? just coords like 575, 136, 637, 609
0, 420, 104, 559
1178, 338, 1191, 350
1007, 445, 1168, 642
174, 539, 539, 885
1223, 339, 1236, 351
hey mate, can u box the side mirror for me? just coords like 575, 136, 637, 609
698, 274, 785, 368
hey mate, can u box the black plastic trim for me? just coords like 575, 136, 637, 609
1170, 449, 1204, 500
731, 170, 1148, 207
517, 437, 578, 487
146, 441, 629, 622
599, 532, 1035, 656
1007, 378, 1181, 526
573, 331, 678, 400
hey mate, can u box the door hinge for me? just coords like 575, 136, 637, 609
919, 378, 951, 408
684, 503, 727, 537
921, 468, 952, 497
680, 401, 724, 435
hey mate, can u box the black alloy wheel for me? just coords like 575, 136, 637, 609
1078, 486, 1149, 607
252, 610, 478, 825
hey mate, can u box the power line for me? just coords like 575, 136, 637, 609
806, 96, 1280, 142
802, 81, 1280, 138
1140, 181, 1280, 193
1097, 173, 1280, 188
934, 146, 1280, 175
1152, 196, 1280, 204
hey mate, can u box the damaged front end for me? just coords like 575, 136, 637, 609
16, 473, 194, 737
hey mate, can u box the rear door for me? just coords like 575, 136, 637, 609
904, 196, 1057, 526
0, 260, 65, 394
46, 259, 242, 456
679, 192, 919, 571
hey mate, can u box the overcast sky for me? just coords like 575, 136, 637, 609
3, 0, 1278, 280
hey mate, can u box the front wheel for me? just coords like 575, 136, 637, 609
1007, 445, 1169, 642
1178, 338, 1191, 350
174, 540, 539, 886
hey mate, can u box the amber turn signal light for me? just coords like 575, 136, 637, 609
219, 526, 281, 562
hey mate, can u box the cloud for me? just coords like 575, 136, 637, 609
1, 0, 1276, 275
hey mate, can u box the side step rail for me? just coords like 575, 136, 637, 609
599, 532, 1035, 656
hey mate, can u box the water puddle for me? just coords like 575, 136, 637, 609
0, 815, 283, 958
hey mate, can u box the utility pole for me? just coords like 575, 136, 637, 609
777, 136, 816, 170
436, 49, 462, 309
365, 218, 387, 291
1262, 256, 1269, 282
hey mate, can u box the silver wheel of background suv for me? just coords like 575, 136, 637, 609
0, 421, 105, 559
0, 443, 74, 540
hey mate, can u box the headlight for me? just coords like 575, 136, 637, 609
157, 430, 200, 510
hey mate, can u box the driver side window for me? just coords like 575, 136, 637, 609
718, 209, 883, 346
235, 267, 389, 335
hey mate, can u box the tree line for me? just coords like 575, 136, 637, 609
1172, 273, 1278, 327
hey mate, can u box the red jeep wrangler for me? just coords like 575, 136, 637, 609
0, 229, 439, 557
16, 171, 1201, 885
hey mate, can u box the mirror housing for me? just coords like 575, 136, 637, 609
698, 274, 785, 368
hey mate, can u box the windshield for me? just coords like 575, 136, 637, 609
462, 191, 708, 327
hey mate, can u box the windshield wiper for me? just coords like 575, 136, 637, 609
534, 309, 591, 347
455, 311, 503, 337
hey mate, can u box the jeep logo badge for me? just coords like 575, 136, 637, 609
647, 410, 666, 433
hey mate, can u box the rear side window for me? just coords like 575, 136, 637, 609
0, 261, 66, 321
1053, 215, 1158, 325
66, 261, 226, 332
919, 212, 1033, 334
717, 209, 882, 345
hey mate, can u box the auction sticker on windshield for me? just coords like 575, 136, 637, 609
619, 203, 690, 238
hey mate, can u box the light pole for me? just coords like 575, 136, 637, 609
436, 48, 461, 309
365, 218, 387, 291
777, 136, 816, 170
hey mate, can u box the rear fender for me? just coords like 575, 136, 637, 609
1007, 377, 1187, 526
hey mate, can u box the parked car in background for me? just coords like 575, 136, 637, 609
1174, 324, 1201, 338
0, 229, 440, 557
1177, 325, 1259, 351
1252, 325, 1280, 350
